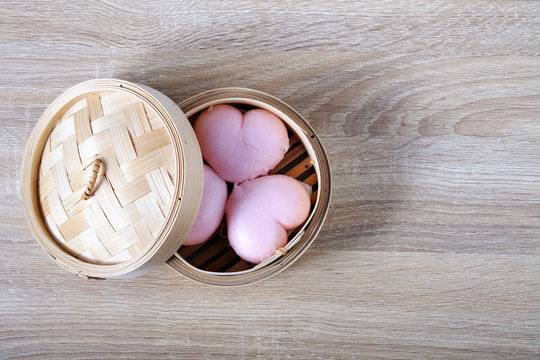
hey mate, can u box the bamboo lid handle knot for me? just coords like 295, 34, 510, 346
81, 157, 104, 200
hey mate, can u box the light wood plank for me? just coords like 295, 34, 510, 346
0, 0, 538, 359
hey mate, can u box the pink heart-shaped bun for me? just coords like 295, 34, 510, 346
184, 164, 228, 246
194, 104, 289, 183
225, 175, 311, 264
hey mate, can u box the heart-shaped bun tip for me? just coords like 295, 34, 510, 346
194, 104, 289, 183
184, 164, 228, 246
225, 175, 311, 264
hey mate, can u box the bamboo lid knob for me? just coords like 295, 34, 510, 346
81, 157, 104, 200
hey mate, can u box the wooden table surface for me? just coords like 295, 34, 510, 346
1, 1, 539, 359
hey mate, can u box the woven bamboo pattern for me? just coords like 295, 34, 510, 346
38, 91, 177, 264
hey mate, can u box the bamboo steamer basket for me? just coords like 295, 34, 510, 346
169, 89, 331, 286
21, 79, 331, 285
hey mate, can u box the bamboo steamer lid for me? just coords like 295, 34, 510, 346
21, 79, 203, 279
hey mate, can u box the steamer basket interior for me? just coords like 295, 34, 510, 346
175, 103, 319, 275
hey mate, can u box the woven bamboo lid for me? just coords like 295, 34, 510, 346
21, 79, 203, 279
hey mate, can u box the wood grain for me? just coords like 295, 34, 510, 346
1, 0, 539, 359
